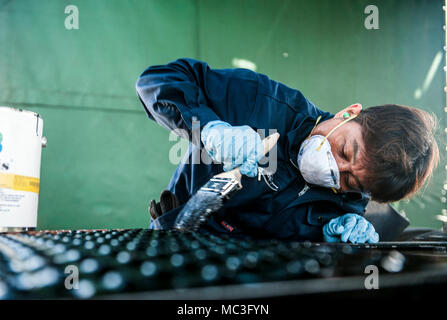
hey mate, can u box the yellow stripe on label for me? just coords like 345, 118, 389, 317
0, 173, 40, 194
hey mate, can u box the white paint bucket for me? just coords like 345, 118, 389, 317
0, 107, 47, 232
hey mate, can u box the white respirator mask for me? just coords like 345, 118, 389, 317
297, 113, 358, 192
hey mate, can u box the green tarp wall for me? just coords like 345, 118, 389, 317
0, 0, 445, 229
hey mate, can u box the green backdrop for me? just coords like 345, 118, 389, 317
0, 0, 445, 230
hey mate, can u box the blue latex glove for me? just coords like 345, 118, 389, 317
201, 120, 264, 177
323, 213, 379, 244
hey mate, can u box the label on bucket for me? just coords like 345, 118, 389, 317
0, 188, 39, 227
0, 173, 40, 194
0, 107, 43, 228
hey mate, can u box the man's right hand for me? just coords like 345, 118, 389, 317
201, 120, 264, 177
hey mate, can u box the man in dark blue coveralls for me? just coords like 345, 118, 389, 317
136, 58, 439, 244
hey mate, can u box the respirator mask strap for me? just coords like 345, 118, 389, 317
303, 115, 323, 143
316, 113, 358, 151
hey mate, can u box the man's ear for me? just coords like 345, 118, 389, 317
335, 103, 362, 118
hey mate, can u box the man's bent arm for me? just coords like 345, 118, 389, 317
136, 58, 259, 144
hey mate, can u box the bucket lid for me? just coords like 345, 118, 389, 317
0, 106, 42, 120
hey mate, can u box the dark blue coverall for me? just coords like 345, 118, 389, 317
136, 58, 370, 241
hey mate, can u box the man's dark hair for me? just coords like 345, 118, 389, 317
353, 104, 440, 203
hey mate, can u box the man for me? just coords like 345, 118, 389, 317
136, 58, 439, 244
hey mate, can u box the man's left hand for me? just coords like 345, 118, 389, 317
323, 213, 379, 244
